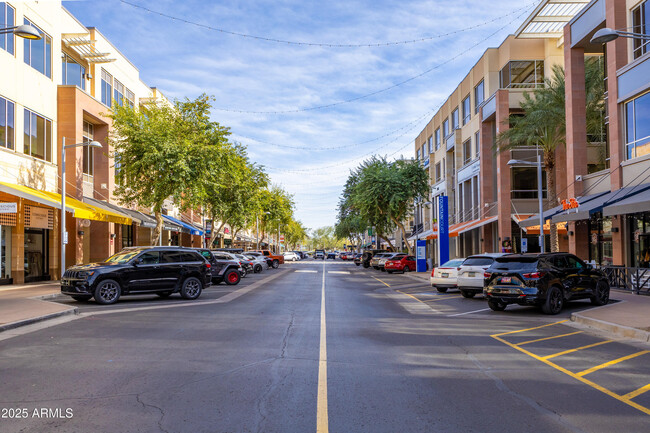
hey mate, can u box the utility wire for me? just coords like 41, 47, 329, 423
119, 0, 540, 48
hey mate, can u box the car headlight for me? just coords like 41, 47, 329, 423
77, 271, 95, 279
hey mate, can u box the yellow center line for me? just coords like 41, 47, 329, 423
622, 383, 650, 401
422, 296, 463, 302
316, 263, 328, 433
492, 320, 568, 338
576, 350, 650, 377
372, 276, 390, 287
543, 340, 613, 360
516, 331, 583, 346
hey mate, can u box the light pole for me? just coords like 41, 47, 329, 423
508, 155, 544, 253
591, 27, 650, 44
60, 137, 102, 277
0, 24, 42, 40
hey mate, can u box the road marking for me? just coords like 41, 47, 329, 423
424, 295, 463, 302
295, 270, 318, 273
447, 308, 491, 317
542, 340, 613, 360
493, 320, 568, 337
327, 271, 350, 274
576, 350, 650, 377
317, 262, 328, 433
516, 331, 583, 346
372, 276, 390, 287
622, 383, 650, 401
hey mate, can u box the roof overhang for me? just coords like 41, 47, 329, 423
62, 33, 116, 64
515, 0, 591, 39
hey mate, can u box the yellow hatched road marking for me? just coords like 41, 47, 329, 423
492, 320, 568, 337
543, 340, 613, 360
372, 276, 390, 287
423, 296, 463, 302
516, 331, 583, 346
576, 351, 650, 377
491, 332, 650, 415
622, 383, 650, 401
316, 263, 328, 433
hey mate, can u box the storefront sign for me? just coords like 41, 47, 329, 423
28, 207, 50, 229
438, 195, 449, 266
562, 198, 579, 210
0, 203, 17, 213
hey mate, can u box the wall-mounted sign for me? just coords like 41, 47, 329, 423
562, 198, 579, 210
27, 206, 51, 229
0, 203, 17, 213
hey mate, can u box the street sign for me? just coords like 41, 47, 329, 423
416, 239, 427, 272
280, 235, 285, 242
438, 196, 449, 266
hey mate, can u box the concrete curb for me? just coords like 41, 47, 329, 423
0, 307, 79, 333
570, 312, 650, 343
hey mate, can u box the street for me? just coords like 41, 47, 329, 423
0, 260, 649, 433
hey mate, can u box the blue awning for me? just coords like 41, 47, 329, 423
162, 215, 204, 236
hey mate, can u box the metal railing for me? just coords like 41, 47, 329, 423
600, 266, 650, 295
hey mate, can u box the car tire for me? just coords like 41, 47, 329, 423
240, 267, 248, 278
435, 287, 448, 293
488, 299, 507, 311
380, 268, 386, 272
542, 286, 564, 315
180, 277, 203, 300
363, 263, 369, 268
224, 269, 241, 285
157, 291, 173, 298
460, 290, 475, 299
254, 264, 263, 273
403, 266, 410, 273
590, 280, 610, 306
71, 295, 92, 302
272, 260, 280, 269
356, 263, 361, 266
94, 279, 121, 305
387, 270, 393, 274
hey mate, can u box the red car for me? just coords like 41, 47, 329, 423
384, 254, 417, 273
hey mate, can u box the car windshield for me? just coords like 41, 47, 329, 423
491, 257, 539, 272
462, 257, 495, 266
441, 259, 464, 267
392, 254, 406, 260
105, 250, 141, 264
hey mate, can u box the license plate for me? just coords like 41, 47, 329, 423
441, 273, 449, 278
501, 277, 512, 283
468, 272, 475, 277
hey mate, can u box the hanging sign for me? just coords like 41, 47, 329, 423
562, 198, 579, 210
0, 203, 17, 213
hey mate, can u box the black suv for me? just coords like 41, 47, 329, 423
484, 253, 610, 315
196, 249, 242, 285
61, 246, 212, 305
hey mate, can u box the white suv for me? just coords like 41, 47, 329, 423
456, 253, 511, 298
283, 251, 300, 261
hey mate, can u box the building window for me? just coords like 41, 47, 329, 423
23, 19, 51, 78
427, 135, 433, 154
475, 131, 480, 158
474, 80, 484, 114
126, 89, 135, 108
632, 2, 650, 59
500, 61, 544, 89
435, 162, 441, 182
83, 121, 94, 176
511, 167, 547, 199
462, 95, 471, 125
435, 128, 441, 150
0, 96, 15, 150
443, 118, 449, 138
101, 69, 113, 107
61, 53, 86, 90
625, 91, 650, 159
463, 139, 471, 165
416, 148, 421, 160
23, 108, 52, 162
0, 2, 15, 55
114, 80, 125, 107
451, 107, 459, 130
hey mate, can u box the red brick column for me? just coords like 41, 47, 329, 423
495, 90, 512, 249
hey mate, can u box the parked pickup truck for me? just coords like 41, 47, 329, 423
251, 250, 284, 268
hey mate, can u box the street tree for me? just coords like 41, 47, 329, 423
257, 186, 295, 249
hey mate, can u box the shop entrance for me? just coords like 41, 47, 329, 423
24, 229, 50, 282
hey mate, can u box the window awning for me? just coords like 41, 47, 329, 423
515, 0, 591, 39
518, 191, 609, 227
62, 33, 116, 64
407, 228, 434, 242
552, 185, 650, 223
0, 181, 131, 225
603, 184, 650, 217
457, 216, 498, 235
162, 215, 204, 236
83, 197, 143, 225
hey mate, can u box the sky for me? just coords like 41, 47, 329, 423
63, 0, 542, 232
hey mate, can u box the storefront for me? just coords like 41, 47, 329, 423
587, 213, 613, 266
629, 212, 650, 268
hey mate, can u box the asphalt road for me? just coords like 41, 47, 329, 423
0, 260, 649, 432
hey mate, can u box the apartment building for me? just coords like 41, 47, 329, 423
412, 1, 592, 265
0, 1, 204, 284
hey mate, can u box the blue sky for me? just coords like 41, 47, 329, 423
64, 0, 541, 232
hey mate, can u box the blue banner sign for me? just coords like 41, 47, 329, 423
416, 239, 427, 272
438, 195, 449, 266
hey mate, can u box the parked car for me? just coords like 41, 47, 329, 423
339, 252, 348, 260
377, 253, 401, 271
484, 253, 610, 314
353, 253, 363, 266
315, 250, 325, 260
283, 251, 300, 261
327, 252, 337, 259
251, 250, 284, 268
246, 251, 274, 268
369, 252, 391, 269
385, 254, 417, 273
292, 251, 306, 260
430, 258, 465, 293
360, 250, 386, 268
233, 253, 255, 276
61, 246, 211, 305
196, 249, 243, 285
457, 253, 512, 298
244, 253, 268, 273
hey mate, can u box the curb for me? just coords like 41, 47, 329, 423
570, 313, 650, 343
0, 307, 79, 333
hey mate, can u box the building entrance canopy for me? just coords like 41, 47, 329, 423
553, 185, 650, 223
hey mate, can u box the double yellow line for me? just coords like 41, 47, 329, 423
317, 263, 328, 432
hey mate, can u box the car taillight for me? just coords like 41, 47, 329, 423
206, 263, 211, 268
484, 272, 491, 278
523, 271, 546, 279
457, 267, 461, 271
431, 268, 435, 277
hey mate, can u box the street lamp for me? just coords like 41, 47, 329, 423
590, 27, 650, 44
508, 155, 544, 253
60, 137, 102, 277
0, 24, 42, 40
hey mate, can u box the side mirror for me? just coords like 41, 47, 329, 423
133, 258, 143, 266
585, 264, 593, 270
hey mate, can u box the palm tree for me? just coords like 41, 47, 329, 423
496, 58, 605, 252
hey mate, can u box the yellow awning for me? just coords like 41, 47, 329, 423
0, 182, 131, 225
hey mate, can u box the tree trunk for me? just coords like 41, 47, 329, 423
393, 217, 413, 255
210, 220, 226, 249
152, 208, 163, 246
545, 163, 559, 253
378, 233, 395, 251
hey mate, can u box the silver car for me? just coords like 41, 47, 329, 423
430, 258, 465, 293
457, 253, 511, 298
244, 254, 267, 273
377, 253, 400, 271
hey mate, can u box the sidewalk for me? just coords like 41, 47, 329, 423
405, 271, 650, 343
0, 281, 78, 332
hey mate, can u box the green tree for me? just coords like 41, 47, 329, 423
283, 219, 308, 250
257, 186, 295, 249
308, 226, 344, 250
110, 94, 231, 245
496, 58, 605, 251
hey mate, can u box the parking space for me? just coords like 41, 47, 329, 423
492, 320, 650, 415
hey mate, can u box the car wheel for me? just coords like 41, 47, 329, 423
356, 263, 361, 266
435, 287, 448, 293
157, 291, 173, 298
272, 260, 280, 269
590, 280, 610, 306
387, 270, 393, 274
180, 277, 203, 300
254, 264, 263, 273
363, 263, 369, 268
380, 268, 386, 272
94, 279, 121, 305
224, 269, 241, 285
71, 295, 92, 302
460, 290, 475, 299
403, 266, 410, 273
488, 299, 507, 311
542, 286, 564, 315
240, 267, 248, 278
